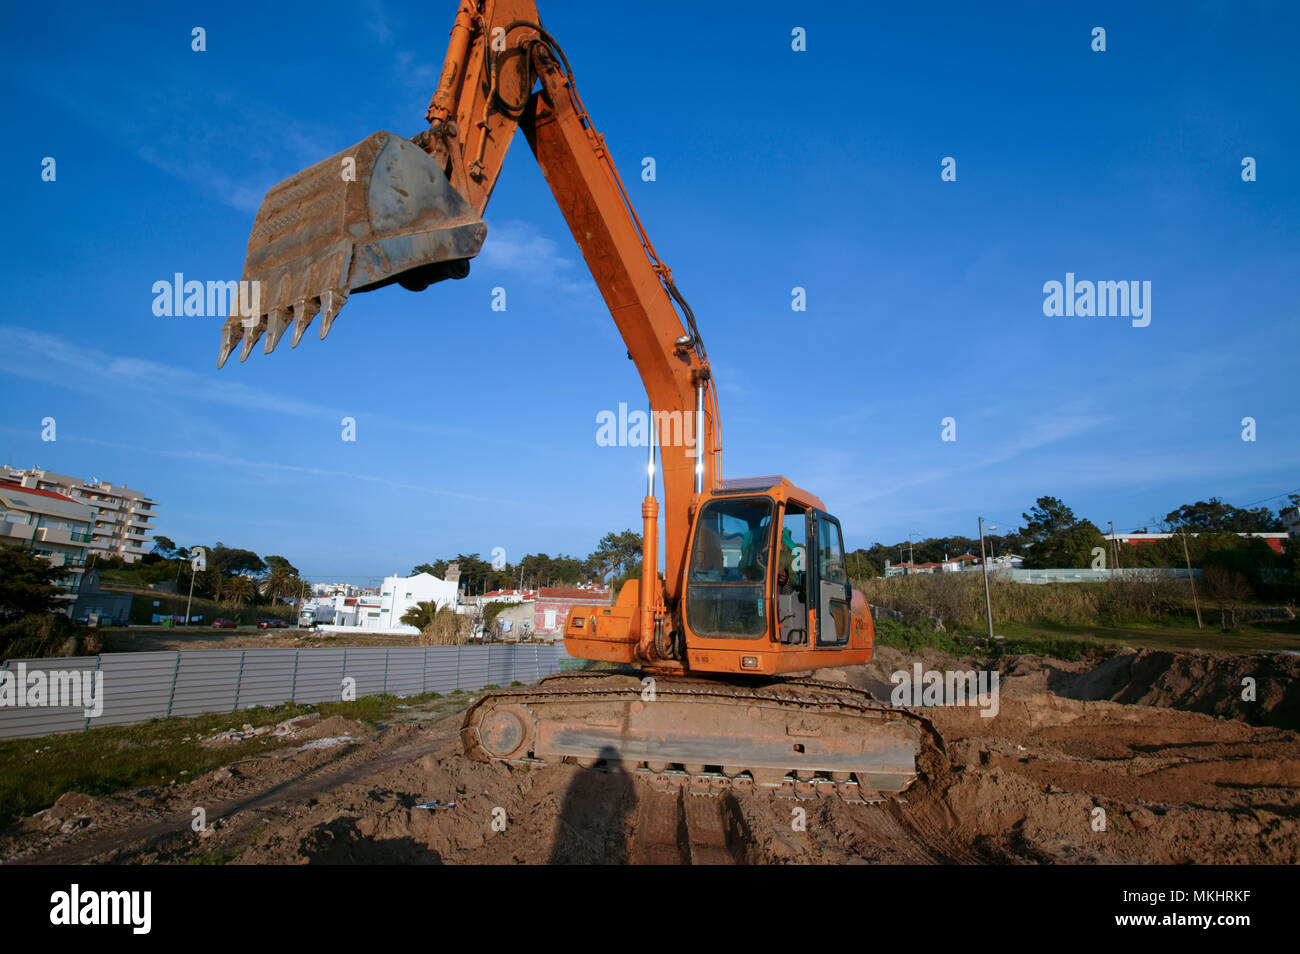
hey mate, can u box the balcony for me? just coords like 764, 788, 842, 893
1, 520, 33, 541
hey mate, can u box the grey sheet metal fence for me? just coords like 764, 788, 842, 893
0, 643, 575, 741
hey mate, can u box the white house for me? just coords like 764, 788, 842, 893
373, 571, 458, 631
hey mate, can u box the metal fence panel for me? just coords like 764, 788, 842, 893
0, 657, 100, 740
94, 652, 180, 727
384, 648, 426, 697
341, 647, 389, 699
0, 643, 578, 740
234, 650, 299, 711
168, 650, 243, 718
487, 644, 513, 686
291, 648, 348, 705
457, 646, 489, 689
424, 646, 460, 695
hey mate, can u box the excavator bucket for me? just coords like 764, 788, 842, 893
217, 130, 485, 367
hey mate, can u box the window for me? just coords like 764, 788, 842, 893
776, 504, 810, 645
686, 497, 772, 638
544, 609, 557, 630
815, 515, 850, 646
818, 517, 846, 583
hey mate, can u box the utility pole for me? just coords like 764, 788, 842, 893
978, 517, 996, 641
185, 547, 206, 627
184, 562, 197, 627
1181, 530, 1203, 629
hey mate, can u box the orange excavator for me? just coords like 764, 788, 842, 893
219, 0, 935, 800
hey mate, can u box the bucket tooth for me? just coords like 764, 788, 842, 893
240, 315, 268, 362
290, 298, 320, 348
217, 322, 244, 369
318, 290, 348, 340
264, 307, 290, 354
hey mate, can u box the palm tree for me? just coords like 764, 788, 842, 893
211, 574, 231, 604
260, 565, 294, 606
226, 575, 256, 610
401, 601, 440, 629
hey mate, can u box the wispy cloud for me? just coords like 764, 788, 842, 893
3, 60, 343, 213
478, 219, 600, 300
30, 431, 532, 509
0, 325, 336, 418
365, 0, 395, 44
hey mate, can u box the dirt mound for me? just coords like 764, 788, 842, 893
3, 648, 1298, 865
294, 715, 374, 742
1056, 649, 1300, 729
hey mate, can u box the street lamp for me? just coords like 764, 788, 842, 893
978, 518, 997, 641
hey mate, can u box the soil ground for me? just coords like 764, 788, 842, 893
2, 646, 1296, 865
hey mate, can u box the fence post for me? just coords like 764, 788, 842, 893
232, 650, 247, 712
290, 649, 300, 705
382, 648, 390, 694
421, 647, 428, 695
83, 655, 102, 732
455, 645, 461, 690
165, 651, 181, 718
341, 648, 348, 701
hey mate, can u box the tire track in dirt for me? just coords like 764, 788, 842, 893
12, 730, 444, 865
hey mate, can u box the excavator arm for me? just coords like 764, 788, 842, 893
218, 0, 718, 662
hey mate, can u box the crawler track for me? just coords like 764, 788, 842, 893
463, 670, 945, 802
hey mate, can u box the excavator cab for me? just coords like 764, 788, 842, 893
675, 477, 872, 675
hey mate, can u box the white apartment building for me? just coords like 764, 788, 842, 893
1, 467, 157, 562
0, 482, 97, 612
312, 582, 359, 597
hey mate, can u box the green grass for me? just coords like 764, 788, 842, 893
0, 691, 469, 828
984, 619, 1300, 654
871, 616, 1300, 659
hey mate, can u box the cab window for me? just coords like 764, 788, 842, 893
686, 497, 772, 637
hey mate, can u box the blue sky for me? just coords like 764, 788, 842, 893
2, 1, 1297, 584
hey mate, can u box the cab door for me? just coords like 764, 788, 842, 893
812, 511, 850, 646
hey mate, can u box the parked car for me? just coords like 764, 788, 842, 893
271, 619, 289, 628
212, 618, 237, 628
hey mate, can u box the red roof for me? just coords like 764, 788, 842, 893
538, 587, 611, 601
0, 480, 80, 505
